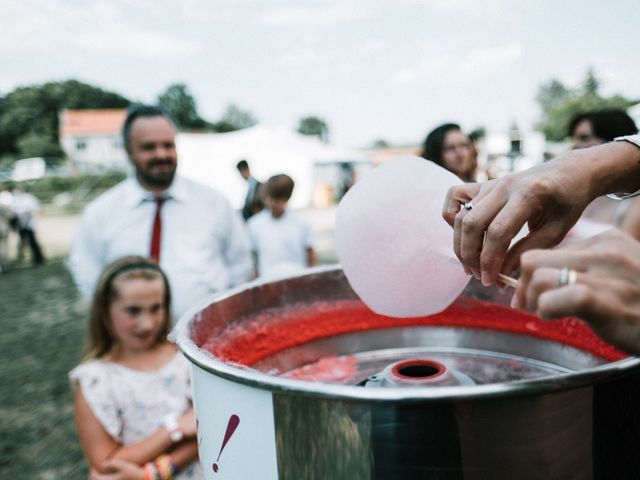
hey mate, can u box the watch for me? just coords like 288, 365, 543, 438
162, 414, 184, 443
607, 135, 640, 200
614, 134, 640, 149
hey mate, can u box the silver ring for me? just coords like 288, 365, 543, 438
558, 267, 577, 287
463, 202, 473, 211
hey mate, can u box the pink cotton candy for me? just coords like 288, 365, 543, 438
336, 156, 471, 317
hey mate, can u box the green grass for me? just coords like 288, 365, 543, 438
0, 254, 339, 479
0, 259, 88, 479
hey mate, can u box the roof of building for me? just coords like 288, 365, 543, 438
59, 109, 127, 136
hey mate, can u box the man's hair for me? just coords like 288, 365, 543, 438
236, 159, 249, 171
122, 105, 172, 148
568, 109, 638, 141
264, 174, 295, 200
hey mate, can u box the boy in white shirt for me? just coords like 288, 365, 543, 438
247, 174, 317, 278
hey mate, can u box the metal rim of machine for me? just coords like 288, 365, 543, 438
175, 265, 640, 402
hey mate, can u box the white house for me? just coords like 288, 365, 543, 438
59, 109, 128, 171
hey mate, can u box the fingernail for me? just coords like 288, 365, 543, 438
463, 265, 471, 275
510, 296, 520, 309
481, 272, 490, 286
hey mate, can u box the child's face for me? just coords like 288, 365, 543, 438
265, 196, 287, 218
109, 277, 167, 354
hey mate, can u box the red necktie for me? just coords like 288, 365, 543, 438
149, 196, 165, 263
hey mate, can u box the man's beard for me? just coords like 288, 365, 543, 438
136, 159, 176, 190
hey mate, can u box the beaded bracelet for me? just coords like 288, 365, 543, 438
143, 461, 161, 480
155, 454, 177, 479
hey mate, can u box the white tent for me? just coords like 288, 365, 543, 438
176, 125, 370, 209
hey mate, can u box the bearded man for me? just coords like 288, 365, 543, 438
69, 106, 252, 322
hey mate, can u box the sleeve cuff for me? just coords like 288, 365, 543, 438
607, 135, 640, 200
614, 134, 640, 149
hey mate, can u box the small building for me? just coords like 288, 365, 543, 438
59, 109, 128, 172
363, 145, 422, 165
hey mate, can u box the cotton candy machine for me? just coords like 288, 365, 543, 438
175, 266, 640, 479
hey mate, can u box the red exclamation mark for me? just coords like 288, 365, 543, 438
212, 414, 240, 474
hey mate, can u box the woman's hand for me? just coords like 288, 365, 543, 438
514, 229, 640, 355
443, 159, 590, 285
442, 141, 640, 286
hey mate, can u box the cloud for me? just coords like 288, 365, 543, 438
254, 0, 381, 28
392, 42, 524, 85
276, 38, 387, 68
587, 59, 640, 98
427, 0, 517, 17
392, 68, 419, 85
0, 77, 20, 95
551, 61, 638, 95
458, 43, 524, 75
0, 0, 201, 59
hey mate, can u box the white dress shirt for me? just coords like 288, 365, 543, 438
69, 176, 252, 322
247, 209, 313, 278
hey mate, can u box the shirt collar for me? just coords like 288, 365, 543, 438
123, 175, 189, 208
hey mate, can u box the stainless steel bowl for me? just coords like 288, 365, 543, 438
176, 266, 640, 479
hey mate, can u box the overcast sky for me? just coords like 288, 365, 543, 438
2, 0, 639, 147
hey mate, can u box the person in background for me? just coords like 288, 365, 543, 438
70, 256, 203, 479
564, 109, 640, 241
12, 185, 45, 266
70, 106, 252, 321
0, 184, 12, 272
442, 134, 640, 354
236, 159, 263, 221
247, 174, 317, 278
421, 123, 477, 182
569, 109, 637, 150
337, 162, 356, 201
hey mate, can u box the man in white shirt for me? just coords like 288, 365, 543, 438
247, 174, 317, 278
69, 106, 252, 322
0, 185, 13, 272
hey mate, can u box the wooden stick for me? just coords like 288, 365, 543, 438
497, 273, 519, 289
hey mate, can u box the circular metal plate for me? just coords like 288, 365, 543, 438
253, 326, 598, 386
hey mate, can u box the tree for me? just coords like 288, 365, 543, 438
157, 83, 207, 130
0, 80, 130, 162
535, 69, 638, 141
371, 138, 389, 148
468, 127, 486, 141
297, 116, 329, 142
583, 68, 599, 96
536, 79, 571, 113
212, 104, 257, 133
16, 132, 61, 158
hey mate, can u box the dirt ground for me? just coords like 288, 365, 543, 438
16, 206, 338, 263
